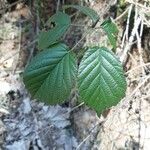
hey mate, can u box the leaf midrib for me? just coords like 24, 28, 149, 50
34, 52, 69, 97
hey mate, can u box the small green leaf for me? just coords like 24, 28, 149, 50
24, 43, 77, 104
38, 12, 71, 50
78, 47, 126, 114
101, 19, 118, 49
63, 5, 99, 25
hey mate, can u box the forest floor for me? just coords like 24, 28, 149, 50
0, 0, 150, 150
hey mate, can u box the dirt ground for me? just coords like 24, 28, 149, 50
0, 0, 150, 150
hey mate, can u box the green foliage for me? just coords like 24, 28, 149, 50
63, 5, 99, 26
24, 43, 77, 104
78, 47, 126, 114
23, 5, 126, 114
38, 12, 71, 50
101, 18, 118, 49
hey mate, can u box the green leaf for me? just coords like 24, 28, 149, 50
63, 5, 99, 25
78, 47, 126, 114
101, 19, 118, 49
38, 12, 71, 50
24, 43, 77, 104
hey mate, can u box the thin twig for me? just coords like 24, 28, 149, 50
115, 6, 129, 21
70, 20, 102, 51
120, 16, 141, 65
126, 75, 150, 100
70, 102, 84, 112
121, 4, 133, 49
135, 2, 145, 75
69, 28, 95, 52
13, 21, 22, 74
125, 62, 150, 74
76, 120, 105, 150
56, 0, 60, 12
126, 0, 150, 13
26, 0, 40, 67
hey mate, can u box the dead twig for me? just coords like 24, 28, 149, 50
126, 0, 150, 13
12, 22, 22, 74
56, 0, 60, 12
125, 62, 150, 74
125, 75, 150, 101
115, 6, 129, 21
121, 4, 133, 49
120, 13, 142, 65
76, 120, 105, 150
25, 0, 40, 67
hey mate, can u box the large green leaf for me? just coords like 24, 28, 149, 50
63, 5, 99, 25
78, 47, 126, 114
38, 12, 71, 50
101, 19, 118, 49
24, 43, 77, 104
